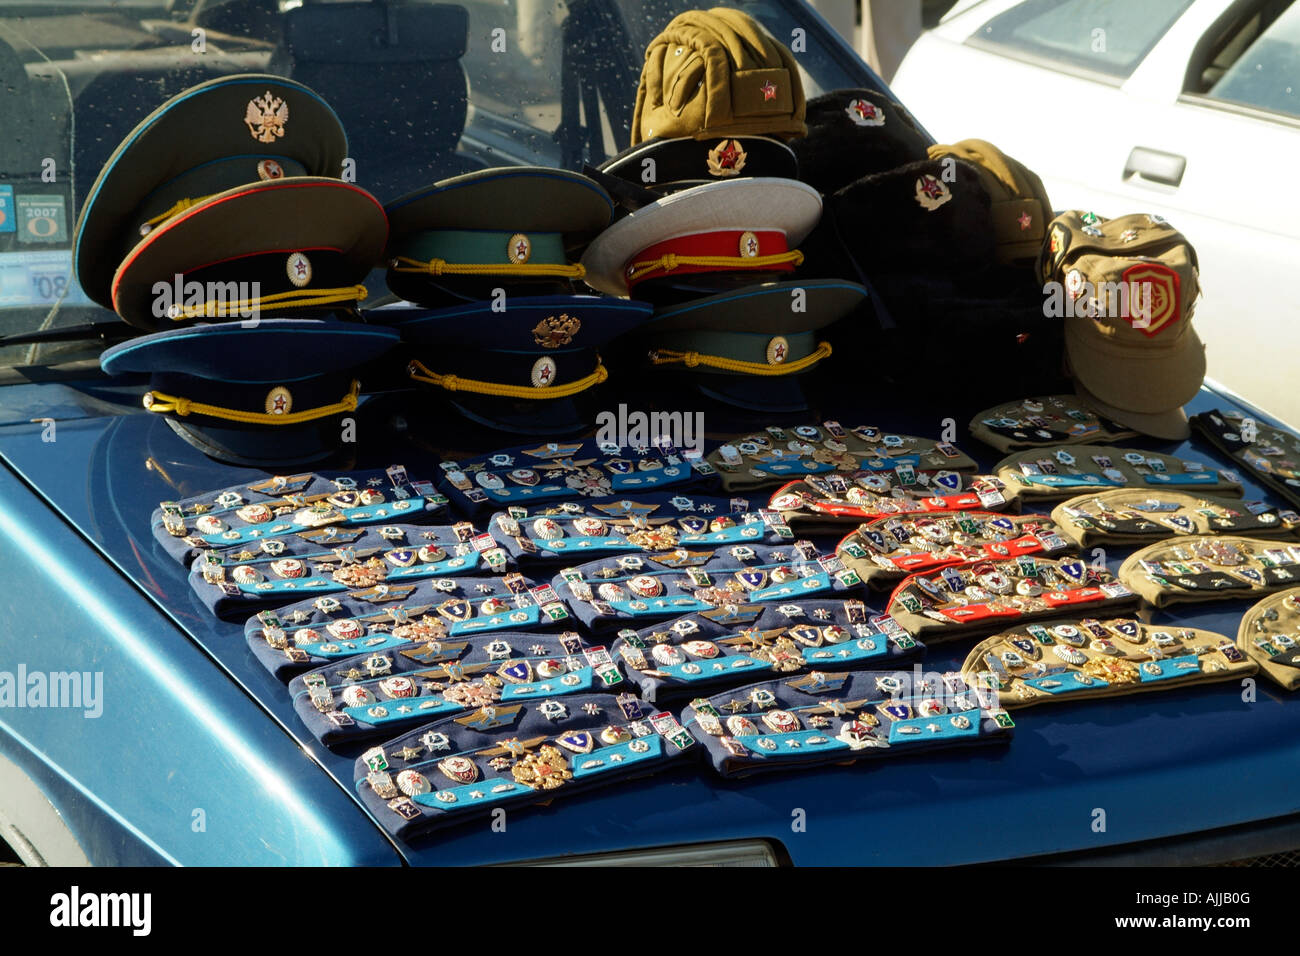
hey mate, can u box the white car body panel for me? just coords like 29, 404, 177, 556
894, 0, 1300, 426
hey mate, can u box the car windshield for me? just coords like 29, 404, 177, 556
1209, 0, 1300, 119
0, 0, 871, 372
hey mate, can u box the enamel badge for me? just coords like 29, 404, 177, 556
845, 98, 884, 126
914, 174, 952, 212
707, 138, 748, 177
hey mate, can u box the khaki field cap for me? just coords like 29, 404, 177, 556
927, 139, 1050, 265
1042, 210, 1204, 438
632, 7, 806, 144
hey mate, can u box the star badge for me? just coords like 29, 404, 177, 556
761, 80, 777, 101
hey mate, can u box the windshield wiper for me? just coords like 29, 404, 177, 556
0, 320, 135, 348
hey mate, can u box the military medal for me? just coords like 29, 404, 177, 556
573, 517, 605, 536
652, 644, 685, 666
415, 545, 446, 564
1010, 637, 1039, 660
367, 771, 399, 799
878, 702, 912, 721
629, 575, 664, 597
537, 700, 568, 721
498, 660, 534, 684
443, 681, 500, 708
333, 563, 384, 587
437, 756, 479, 784
533, 518, 563, 539
511, 745, 571, 790
1107, 619, 1144, 643
196, 515, 226, 535
771, 566, 799, 584
837, 720, 882, 749
387, 797, 422, 820
341, 686, 374, 708
378, 676, 416, 698
682, 640, 719, 658
789, 624, 821, 647
436, 598, 471, 621
556, 731, 595, 754
327, 619, 362, 640
1052, 624, 1085, 646
748, 688, 776, 709
600, 725, 631, 744
235, 503, 273, 524
1054, 645, 1088, 665
232, 565, 262, 585
396, 770, 431, 796
536, 659, 565, 678
761, 709, 800, 733
385, 549, 417, 567
726, 715, 758, 736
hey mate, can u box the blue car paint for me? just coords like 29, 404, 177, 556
0, 400, 401, 866
0, 378, 1298, 865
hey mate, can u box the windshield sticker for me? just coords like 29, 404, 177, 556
0, 250, 93, 309
0, 186, 13, 234
15, 194, 66, 244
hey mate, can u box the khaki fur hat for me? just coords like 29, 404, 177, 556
632, 8, 805, 145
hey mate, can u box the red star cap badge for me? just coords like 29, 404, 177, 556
761, 81, 777, 101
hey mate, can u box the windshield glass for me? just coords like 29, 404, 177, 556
0, 0, 871, 371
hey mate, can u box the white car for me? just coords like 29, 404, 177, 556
893, 0, 1300, 425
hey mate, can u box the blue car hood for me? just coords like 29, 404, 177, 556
1, 377, 1298, 866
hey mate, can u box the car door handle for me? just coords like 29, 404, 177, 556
1123, 147, 1186, 187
